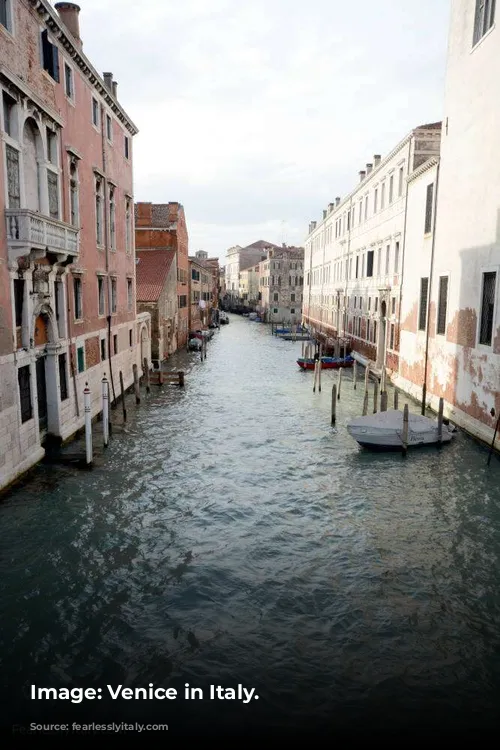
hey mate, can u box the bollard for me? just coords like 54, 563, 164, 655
84, 383, 92, 465
119, 370, 127, 422
179, 371, 185, 388
331, 383, 337, 425
353, 360, 357, 390
380, 391, 388, 412
438, 396, 444, 443
337, 367, 342, 400
362, 391, 369, 416
102, 376, 109, 447
143, 357, 150, 394
381, 366, 386, 394
402, 404, 409, 456
373, 379, 379, 413
158, 368, 164, 386
364, 364, 370, 393
132, 364, 140, 405
394, 389, 399, 410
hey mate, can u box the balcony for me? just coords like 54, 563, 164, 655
5, 209, 79, 264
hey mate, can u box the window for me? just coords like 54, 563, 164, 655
367, 319, 371, 341
273, 293, 279, 302
389, 174, 394, 204
111, 278, 117, 313
290, 308, 295, 314
6, 144, 20, 208
1, 0, 12, 32
95, 176, 104, 245
418, 277, 429, 331
18, 365, 32, 423
77, 345, 85, 373
375, 298, 378, 313
14, 278, 24, 327
109, 186, 116, 249
125, 135, 130, 159
69, 160, 79, 227
125, 198, 132, 252
437, 276, 449, 335
291, 293, 296, 302
273, 308, 278, 314
368, 297, 371, 311
391, 297, 396, 315
178, 295, 187, 308
98, 277, 105, 316
377, 248, 381, 276
100, 338, 106, 361
127, 278, 133, 310
47, 170, 59, 219
106, 114, 112, 141
59, 353, 68, 401
113, 334, 118, 355
373, 320, 377, 344
365, 195, 368, 220
366, 250, 374, 278
191, 268, 200, 281
64, 63, 74, 99
92, 97, 99, 127
355, 256, 359, 279
129, 328, 133, 347
398, 166, 404, 197
41, 30, 60, 82
473, 0, 496, 46
73, 277, 82, 319
479, 271, 496, 345
2, 91, 16, 136
381, 182, 385, 209
425, 183, 434, 234
394, 241, 400, 273
385, 245, 390, 275
390, 323, 395, 350
374, 188, 378, 213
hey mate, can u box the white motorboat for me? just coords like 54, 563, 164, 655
346, 409, 456, 451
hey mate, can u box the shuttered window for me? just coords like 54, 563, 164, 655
18, 365, 32, 423
479, 271, 496, 345
418, 277, 429, 331
473, 0, 496, 46
437, 276, 449, 335
59, 353, 68, 401
424, 183, 434, 234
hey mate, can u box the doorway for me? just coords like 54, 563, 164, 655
36, 356, 48, 436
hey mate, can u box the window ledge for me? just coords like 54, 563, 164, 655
0, 23, 14, 42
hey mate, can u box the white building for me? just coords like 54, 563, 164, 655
397, 0, 500, 446
223, 240, 278, 306
303, 124, 441, 367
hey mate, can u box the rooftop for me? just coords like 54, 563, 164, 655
136, 249, 176, 302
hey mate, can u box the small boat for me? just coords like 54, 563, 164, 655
346, 409, 457, 451
188, 337, 202, 351
219, 312, 229, 324
297, 355, 354, 370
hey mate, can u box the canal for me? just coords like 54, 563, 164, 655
1, 315, 500, 737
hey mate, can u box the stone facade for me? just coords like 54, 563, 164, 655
188, 254, 212, 331
303, 124, 441, 360
0, 0, 149, 492
224, 240, 278, 305
259, 247, 304, 323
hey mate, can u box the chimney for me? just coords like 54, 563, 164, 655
322, 209, 327, 219
366, 163, 373, 175
55, 3, 82, 47
359, 170, 366, 182
328, 202, 335, 213
374, 154, 381, 167
103, 72, 113, 93
335, 197, 341, 207
112, 81, 118, 99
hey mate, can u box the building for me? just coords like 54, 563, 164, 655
239, 263, 260, 309
188, 253, 211, 331
135, 202, 190, 349
135, 249, 177, 368
396, 0, 500, 446
303, 124, 441, 362
224, 240, 279, 305
0, 1, 149, 492
259, 246, 305, 323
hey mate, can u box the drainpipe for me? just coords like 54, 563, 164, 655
101, 104, 117, 405
396, 137, 413, 379
421, 159, 440, 415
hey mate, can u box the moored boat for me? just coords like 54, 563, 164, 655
297, 355, 354, 370
346, 409, 456, 451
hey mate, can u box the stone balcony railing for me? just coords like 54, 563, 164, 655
5, 208, 79, 264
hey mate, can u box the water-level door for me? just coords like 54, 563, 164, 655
36, 356, 48, 435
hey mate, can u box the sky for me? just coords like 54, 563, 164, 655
75, 0, 451, 260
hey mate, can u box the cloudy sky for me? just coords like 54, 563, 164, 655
76, 0, 451, 259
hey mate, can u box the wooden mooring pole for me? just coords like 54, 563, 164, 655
373, 379, 378, 414
437, 397, 444, 444
119, 370, 127, 422
179, 371, 185, 388
353, 360, 357, 390
313, 361, 318, 393
331, 383, 337, 425
402, 404, 409, 456
143, 358, 150, 394
394, 389, 399, 410
487, 412, 500, 466
132, 364, 140, 404
318, 359, 322, 392
380, 390, 388, 412
337, 367, 343, 400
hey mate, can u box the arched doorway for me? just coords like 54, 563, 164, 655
140, 324, 149, 367
23, 118, 42, 212
31, 304, 58, 439
377, 300, 387, 368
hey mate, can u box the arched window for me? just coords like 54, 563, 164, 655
69, 159, 79, 227
23, 118, 41, 211
109, 185, 115, 250
95, 175, 104, 245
